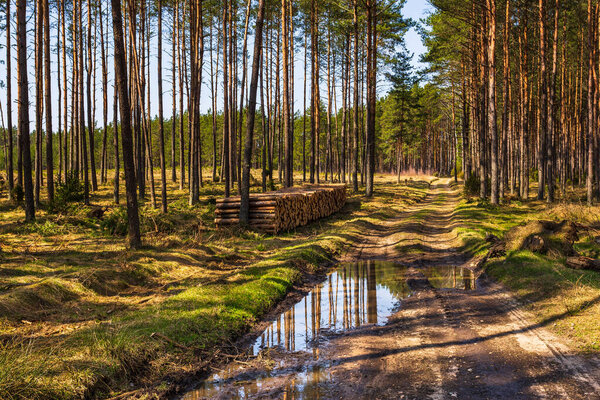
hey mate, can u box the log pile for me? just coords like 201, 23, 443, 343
215, 185, 347, 233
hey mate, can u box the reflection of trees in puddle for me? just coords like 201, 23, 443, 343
253, 261, 412, 354
423, 266, 476, 291
185, 262, 475, 399
282, 364, 331, 400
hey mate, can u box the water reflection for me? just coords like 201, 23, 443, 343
252, 261, 411, 354
183, 364, 332, 400
423, 266, 476, 290
181, 262, 478, 399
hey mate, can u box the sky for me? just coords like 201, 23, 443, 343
0, 0, 433, 132
403, 0, 433, 70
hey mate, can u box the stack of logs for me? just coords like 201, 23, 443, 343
215, 185, 347, 233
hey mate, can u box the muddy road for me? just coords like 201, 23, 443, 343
180, 181, 600, 399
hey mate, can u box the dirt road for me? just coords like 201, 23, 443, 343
182, 180, 600, 399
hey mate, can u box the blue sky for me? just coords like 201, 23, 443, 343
0, 1, 433, 130
402, 0, 433, 70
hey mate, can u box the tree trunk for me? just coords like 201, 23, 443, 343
588, 0, 596, 205
237, 0, 253, 188
87, 0, 97, 192
171, 1, 178, 183
43, 0, 54, 203
79, 0, 89, 204
240, 0, 266, 225
223, 1, 230, 198
353, 0, 359, 192
461, 59, 470, 181
261, 39, 268, 192
365, 0, 377, 197
177, 2, 185, 190
100, 3, 108, 186
537, 0, 547, 201
282, 0, 292, 187
488, 0, 499, 205
547, 0, 559, 203
210, 17, 219, 182
61, 0, 68, 182
5, 0, 13, 199
501, 0, 511, 198
303, 31, 307, 182
35, 1, 43, 207
16, 0, 35, 221
326, 29, 332, 182
111, 0, 141, 248
310, 0, 317, 184
158, 0, 168, 212
114, 83, 120, 204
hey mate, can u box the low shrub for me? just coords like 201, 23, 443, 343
101, 207, 129, 236
11, 184, 24, 203
53, 174, 84, 211
464, 174, 480, 197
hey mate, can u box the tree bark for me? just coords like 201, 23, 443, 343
16, 0, 34, 221
100, 4, 109, 186
5, 0, 13, 198
114, 82, 120, 204
353, 0, 359, 192
282, 0, 293, 187
79, 0, 89, 204
547, 0, 559, 202
43, 0, 54, 203
111, 0, 141, 248
158, 0, 168, 212
365, 0, 377, 197
488, 0, 499, 205
35, 1, 43, 207
240, 0, 266, 225
61, 0, 68, 182
588, 0, 596, 205
87, 0, 97, 192
537, 0, 547, 201
171, 1, 178, 183
223, 1, 231, 198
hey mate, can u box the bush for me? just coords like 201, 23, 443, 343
11, 184, 24, 203
101, 207, 129, 236
54, 174, 84, 210
464, 174, 480, 197
531, 169, 538, 182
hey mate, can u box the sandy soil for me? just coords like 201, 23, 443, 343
181, 180, 600, 400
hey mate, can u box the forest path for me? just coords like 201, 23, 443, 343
182, 179, 600, 400
341, 178, 467, 266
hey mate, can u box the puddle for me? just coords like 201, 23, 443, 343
181, 262, 475, 399
251, 261, 411, 354
183, 363, 333, 400
423, 266, 476, 290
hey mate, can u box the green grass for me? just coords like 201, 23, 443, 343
0, 171, 429, 399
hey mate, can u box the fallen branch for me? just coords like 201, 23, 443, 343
566, 256, 600, 272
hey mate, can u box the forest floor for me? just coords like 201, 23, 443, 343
180, 178, 600, 400
1, 173, 600, 399
0, 172, 430, 399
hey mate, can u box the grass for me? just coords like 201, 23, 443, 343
0, 170, 430, 399
453, 184, 600, 353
